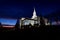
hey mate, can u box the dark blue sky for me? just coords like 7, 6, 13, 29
0, 0, 60, 25
0, 0, 60, 18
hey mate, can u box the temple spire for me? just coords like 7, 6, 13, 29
31, 8, 37, 19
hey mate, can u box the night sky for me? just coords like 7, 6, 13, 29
0, 0, 60, 25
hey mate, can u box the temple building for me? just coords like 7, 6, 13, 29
20, 8, 50, 28
20, 8, 40, 27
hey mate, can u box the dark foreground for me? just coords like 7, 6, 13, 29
0, 25, 60, 36
0, 25, 60, 32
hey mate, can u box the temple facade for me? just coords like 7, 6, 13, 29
20, 8, 40, 27
19, 8, 50, 28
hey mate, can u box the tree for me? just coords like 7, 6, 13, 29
0, 22, 2, 28
15, 19, 20, 31
29, 23, 32, 28
54, 17, 59, 25
0, 22, 2, 31
40, 16, 45, 26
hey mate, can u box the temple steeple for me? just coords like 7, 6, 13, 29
31, 8, 37, 19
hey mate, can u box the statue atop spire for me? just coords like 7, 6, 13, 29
31, 8, 37, 19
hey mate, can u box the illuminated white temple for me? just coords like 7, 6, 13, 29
20, 8, 40, 28
31, 8, 37, 19
19, 8, 50, 29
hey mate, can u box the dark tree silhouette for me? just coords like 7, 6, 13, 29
0, 22, 2, 31
54, 17, 59, 25
15, 19, 20, 31
40, 15, 45, 26
29, 23, 32, 26
0, 22, 2, 27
